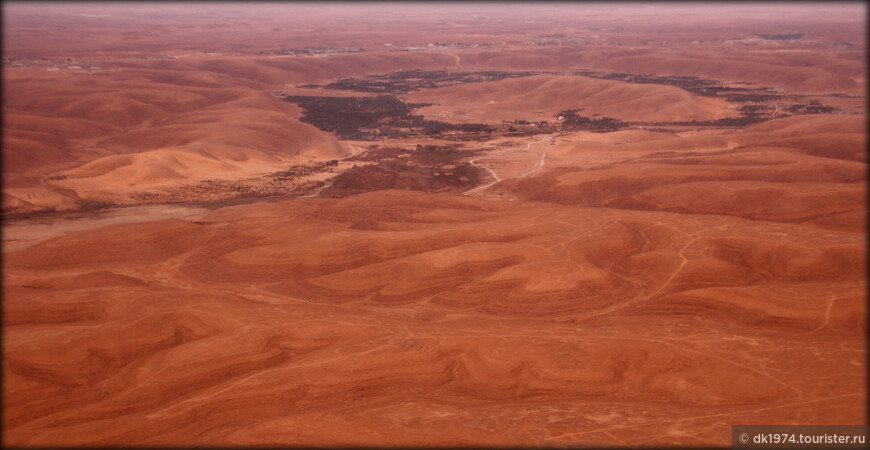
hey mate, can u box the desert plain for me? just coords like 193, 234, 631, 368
2, 2, 867, 447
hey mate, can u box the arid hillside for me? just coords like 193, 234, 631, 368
2, 2, 866, 447
407, 74, 737, 123
3, 187, 865, 445
2, 66, 345, 211
491, 115, 866, 230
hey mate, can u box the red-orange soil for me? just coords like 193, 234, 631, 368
3, 3, 866, 447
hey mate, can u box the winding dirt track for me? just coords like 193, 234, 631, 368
465, 134, 555, 194
299, 180, 333, 199
517, 133, 557, 178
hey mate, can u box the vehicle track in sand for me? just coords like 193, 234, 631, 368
465, 133, 556, 195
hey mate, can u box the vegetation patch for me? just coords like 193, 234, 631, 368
557, 110, 628, 132
324, 69, 540, 94
269, 160, 338, 181
323, 143, 487, 196
756, 33, 804, 40
323, 161, 485, 197
281, 94, 493, 140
